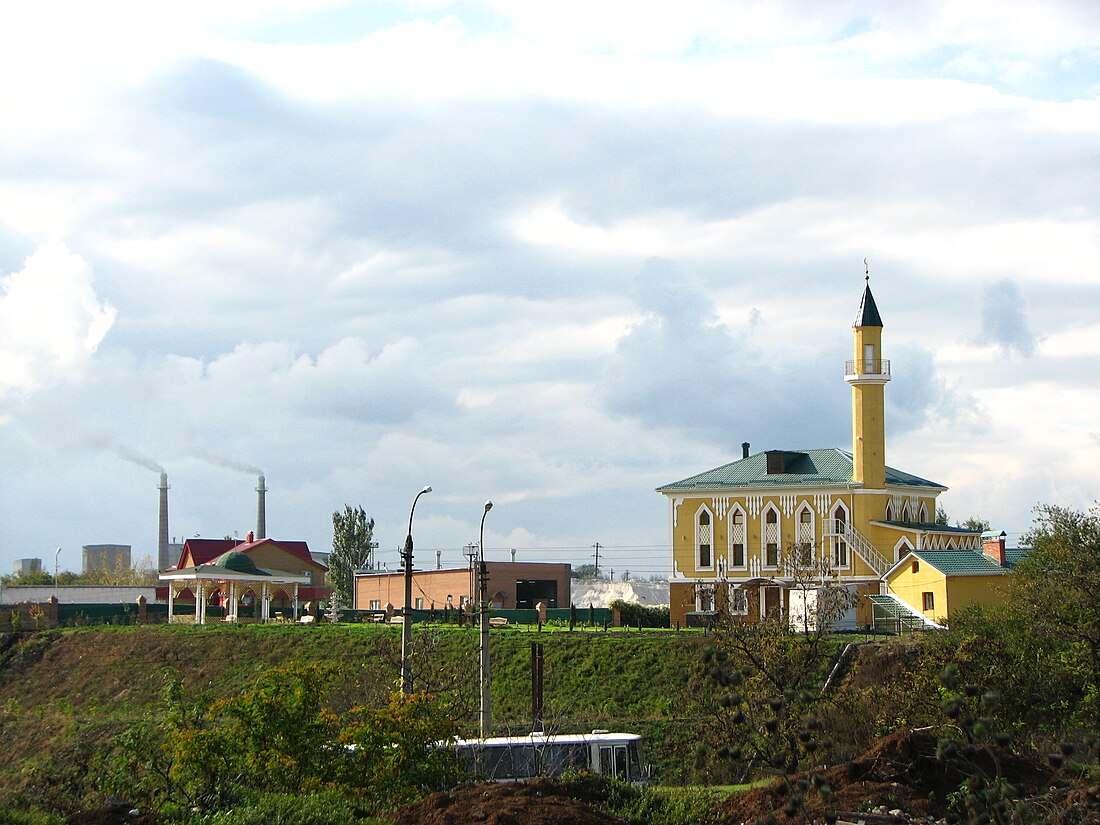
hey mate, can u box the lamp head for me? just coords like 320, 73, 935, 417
484, 500, 493, 512
422, 485, 433, 494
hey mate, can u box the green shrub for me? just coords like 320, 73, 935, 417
186, 791, 365, 825
0, 810, 64, 825
609, 600, 670, 628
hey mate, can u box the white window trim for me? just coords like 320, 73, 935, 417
761, 503, 781, 570
728, 505, 748, 571
795, 504, 815, 565
894, 537, 914, 562
831, 501, 851, 570
695, 504, 715, 572
695, 583, 715, 612
728, 586, 748, 615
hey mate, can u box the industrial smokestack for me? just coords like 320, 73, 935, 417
158, 472, 170, 570
256, 475, 267, 539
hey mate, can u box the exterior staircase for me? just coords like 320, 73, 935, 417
867, 594, 944, 633
823, 519, 891, 577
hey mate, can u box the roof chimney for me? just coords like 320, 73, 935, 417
158, 472, 171, 571
742, 442, 750, 459
256, 475, 267, 539
982, 531, 1008, 566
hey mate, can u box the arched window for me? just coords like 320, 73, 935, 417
796, 505, 814, 565
901, 501, 913, 523
919, 502, 929, 523
729, 508, 746, 569
894, 537, 914, 562
832, 503, 849, 567
696, 508, 713, 570
763, 506, 780, 568
885, 500, 895, 521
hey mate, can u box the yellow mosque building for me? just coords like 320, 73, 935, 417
657, 279, 984, 628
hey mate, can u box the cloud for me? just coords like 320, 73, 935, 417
977, 278, 1038, 357
0, 241, 116, 400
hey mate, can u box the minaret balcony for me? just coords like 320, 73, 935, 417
845, 359, 891, 384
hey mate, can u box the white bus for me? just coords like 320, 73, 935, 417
449, 730, 648, 783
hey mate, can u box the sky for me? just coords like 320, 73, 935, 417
1, 1, 1098, 579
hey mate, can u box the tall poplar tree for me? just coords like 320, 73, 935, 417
329, 505, 375, 607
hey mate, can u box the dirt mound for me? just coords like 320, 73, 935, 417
385, 780, 623, 825
64, 802, 162, 825
716, 727, 1056, 824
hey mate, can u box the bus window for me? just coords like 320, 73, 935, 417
614, 746, 629, 780
599, 746, 612, 776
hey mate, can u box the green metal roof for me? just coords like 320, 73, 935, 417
879, 520, 979, 535
657, 448, 945, 493
909, 549, 1008, 576
212, 550, 269, 576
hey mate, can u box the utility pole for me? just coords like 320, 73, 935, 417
592, 542, 601, 576
400, 486, 432, 695
479, 501, 494, 738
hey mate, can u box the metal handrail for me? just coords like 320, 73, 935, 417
844, 359, 890, 377
822, 519, 890, 576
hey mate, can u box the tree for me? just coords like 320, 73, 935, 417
703, 543, 858, 784
0, 570, 53, 586
958, 516, 991, 532
81, 554, 158, 586
1013, 504, 1100, 724
571, 564, 602, 580
330, 505, 376, 607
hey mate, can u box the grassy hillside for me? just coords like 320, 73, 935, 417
0, 624, 712, 803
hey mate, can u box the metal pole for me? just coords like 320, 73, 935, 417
54, 547, 61, 601
479, 500, 493, 738
401, 486, 432, 695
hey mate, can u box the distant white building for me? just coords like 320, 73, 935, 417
12, 558, 42, 577
82, 544, 131, 574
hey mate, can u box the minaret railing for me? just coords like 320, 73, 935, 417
844, 359, 890, 378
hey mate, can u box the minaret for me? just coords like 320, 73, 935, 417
845, 275, 890, 489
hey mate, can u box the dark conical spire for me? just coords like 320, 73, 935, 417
855, 275, 883, 327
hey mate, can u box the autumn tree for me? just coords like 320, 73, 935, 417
330, 505, 376, 606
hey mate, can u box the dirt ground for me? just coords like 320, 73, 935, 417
385, 779, 624, 825
388, 729, 1100, 825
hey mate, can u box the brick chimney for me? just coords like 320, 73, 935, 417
982, 531, 1007, 566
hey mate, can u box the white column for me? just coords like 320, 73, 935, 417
293, 583, 300, 620
261, 583, 269, 621
229, 582, 237, 619
197, 582, 206, 625
168, 583, 175, 624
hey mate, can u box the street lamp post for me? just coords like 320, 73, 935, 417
479, 500, 493, 738
54, 547, 61, 601
401, 486, 432, 695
